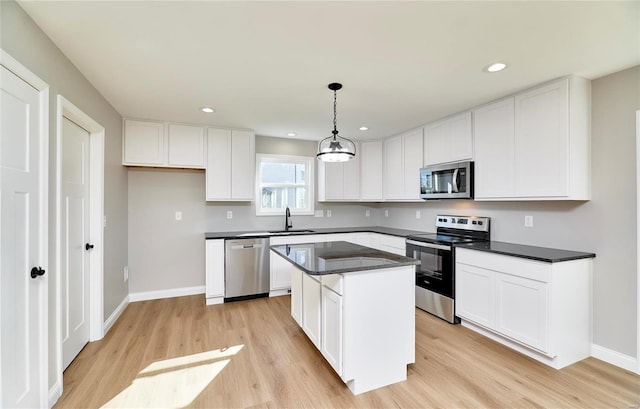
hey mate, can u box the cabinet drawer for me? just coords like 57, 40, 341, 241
456, 248, 550, 283
322, 274, 343, 295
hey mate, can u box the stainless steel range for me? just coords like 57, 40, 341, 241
406, 215, 490, 323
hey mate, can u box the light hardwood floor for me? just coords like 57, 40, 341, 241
55, 295, 639, 408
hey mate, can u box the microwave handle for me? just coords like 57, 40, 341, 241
452, 168, 459, 193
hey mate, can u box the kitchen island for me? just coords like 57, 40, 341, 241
270, 241, 419, 395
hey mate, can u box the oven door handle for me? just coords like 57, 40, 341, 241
406, 240, 451, 251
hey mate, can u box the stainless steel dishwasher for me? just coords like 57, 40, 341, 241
225, 238, 270, 301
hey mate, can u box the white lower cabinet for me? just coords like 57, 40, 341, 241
205, 239, 225, 305
321, 284, 343, 376
455, 248, 591, 369
290, 266, 303, 326
302, 274, 322, 348
291, 266, 414, 394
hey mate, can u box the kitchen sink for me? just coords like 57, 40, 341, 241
235, 229, 316, 237
268, 229, 316, 235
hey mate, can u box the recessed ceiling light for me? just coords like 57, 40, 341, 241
359, 126, 369, 131
287, 133, 296, 137
201, 107, 215, 113
485, 62, 507, 73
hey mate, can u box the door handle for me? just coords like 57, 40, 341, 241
85, 243, 94, 251
30, 266, 46, 279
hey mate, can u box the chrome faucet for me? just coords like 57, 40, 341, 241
285, 207, 293, 231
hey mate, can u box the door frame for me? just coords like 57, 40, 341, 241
54, 95, 105, 390
637, 109, 640, 375
0, 49, 50, 408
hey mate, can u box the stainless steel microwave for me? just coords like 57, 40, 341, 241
419, 161, 473, 200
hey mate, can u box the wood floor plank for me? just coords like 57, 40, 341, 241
54, 295, 640, 409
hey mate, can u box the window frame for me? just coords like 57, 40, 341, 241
255, 153, 315, 216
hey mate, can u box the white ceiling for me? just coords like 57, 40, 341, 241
18, 1, 640, 142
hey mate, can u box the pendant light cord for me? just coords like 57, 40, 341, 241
333, 90, 338, 138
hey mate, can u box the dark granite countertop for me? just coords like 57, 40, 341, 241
205, 226, 427, 240
270, 241, 420, 275
456, 241, 596, 263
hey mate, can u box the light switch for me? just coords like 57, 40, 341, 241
365, 209, 371, 217
175, 211, 182, 221
327, 210, 332, 218
384, 209, 389, 217
416, 211, 421, 219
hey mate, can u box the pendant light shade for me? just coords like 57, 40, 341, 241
317, 83, 356, 162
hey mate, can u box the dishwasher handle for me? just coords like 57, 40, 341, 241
230, 243, 265, 250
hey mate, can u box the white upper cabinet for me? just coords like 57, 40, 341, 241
514, 80, 569, 197
206, 128, 255, 201
359, 140, 384, 201
123, 119, 166, 166
423, 111, 473, 166
473, 98, 515, 199
318, 142, 360, 202
474, 77, 590, 200
123, 119, 206, 168
167, 123, 206, 168
383, 128, 423, 201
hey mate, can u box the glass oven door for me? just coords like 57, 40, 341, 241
406, 240, 453, 298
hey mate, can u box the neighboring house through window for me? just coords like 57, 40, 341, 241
256, 154, 314, 216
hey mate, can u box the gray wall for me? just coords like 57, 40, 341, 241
1, 0, 129, 391
379, 66, 640, 357
127, 136, 378, 294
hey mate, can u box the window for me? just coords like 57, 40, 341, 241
256, 154, 314, 216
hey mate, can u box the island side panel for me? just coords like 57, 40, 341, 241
342, 265, 415, 395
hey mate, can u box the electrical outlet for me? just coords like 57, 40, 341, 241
175, 211, 182, 221
416, 210, 421, 219
327, 210, 332, 218
365, 209, 371, 217
384, 209, 389, 217
227, 211, 233, 219
314, 210, 324, 217
124, 266, 129, 282
525, 215, 533, 227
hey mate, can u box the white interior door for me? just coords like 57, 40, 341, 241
61, 117, 91, 370
0, 65, 47, 408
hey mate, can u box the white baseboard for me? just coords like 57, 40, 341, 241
129, 285, 205, 302
591, 343, 638, 373
103, 295, 129, 335
48, 379, 62, 408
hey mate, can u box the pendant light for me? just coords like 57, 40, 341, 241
317, 83, 356, 162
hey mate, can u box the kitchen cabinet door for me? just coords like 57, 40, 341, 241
402, 129, 423, 200
318, 161, 344, 201
206, 128, 232, 199
230, 130, 255, 200
495, 272, 549, 353
473, 98, 515, 199
318, 143, 360, 201
455, 263, 495, 328
206, 128, 255, 201
383, 135, 404, 200
514, 80, 569, 198
321, 286, 343, 376
448, 111, 473, 162
123, 119, 165, 166
423, 111, 472, 166
205, 239, 225, 304
167, 123, 206, 168
270, 250, 293, 291
359, 140, 383, 201
302, 274, 322, 348
290, 267, 303, 326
